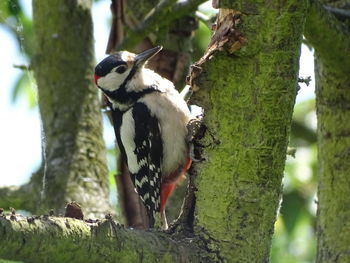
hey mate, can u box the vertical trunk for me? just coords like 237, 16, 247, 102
190, 1, 307, 261
305, 1, 350, 261
32, 0, 110, 218
314, 55, 350, 263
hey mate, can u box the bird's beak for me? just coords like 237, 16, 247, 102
134, 46, 162, 66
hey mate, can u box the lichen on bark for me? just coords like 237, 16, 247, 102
190, 1, 308, 261
0, 215, 204, 263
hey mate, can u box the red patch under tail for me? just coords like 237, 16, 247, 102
160, 158, 192, 213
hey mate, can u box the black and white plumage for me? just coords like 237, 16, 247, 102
94, 46, 193, 228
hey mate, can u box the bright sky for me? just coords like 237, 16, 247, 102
0, 0, 315, 186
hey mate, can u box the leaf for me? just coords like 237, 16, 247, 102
280, 190, 306, 235
0, 1, 10, 23
0, 0, 21, 23
7, 0, 21, 17
11, 71, 37, 108
192, 21, 211, 60
11, 72, 26, 103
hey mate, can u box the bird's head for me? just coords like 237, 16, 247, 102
94, 46, 162, 93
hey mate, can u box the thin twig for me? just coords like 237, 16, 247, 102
13, 64, 32, 71
324, 6, 350, 21
298, 76, 312, 86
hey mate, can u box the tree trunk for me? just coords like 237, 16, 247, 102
189, 1, 307, 261
304, 1, 350, 262
32, 0, 110, 218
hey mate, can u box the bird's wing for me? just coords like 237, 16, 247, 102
120, 102, 163, 222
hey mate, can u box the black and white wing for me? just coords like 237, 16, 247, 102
120, 102, 163, 223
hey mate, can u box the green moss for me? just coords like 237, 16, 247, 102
1, 217, 205, 262
215, 0, 265, 14
305, 0, 350, 74
191, 1, 307, 261
313, 56, 350, 262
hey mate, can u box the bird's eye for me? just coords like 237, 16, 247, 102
115, 65, 127, 74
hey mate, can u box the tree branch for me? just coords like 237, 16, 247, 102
115, 0, 207, 50
0, 215, 206, 263
291, 120, 317, 144
0, 178, 43, 214
324, 6, 350, 21
304, 0, 350, 73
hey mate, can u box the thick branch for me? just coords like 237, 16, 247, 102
116, 0, 206, 50
324, 6, 350, 21
304, 0, 350, 73
0, 215, 205, 263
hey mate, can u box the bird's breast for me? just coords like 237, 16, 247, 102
138, 91, 193, 175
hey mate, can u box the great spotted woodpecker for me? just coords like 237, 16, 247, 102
94, 46, 193, 229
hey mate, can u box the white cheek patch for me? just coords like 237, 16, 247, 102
98, 68, 132, 92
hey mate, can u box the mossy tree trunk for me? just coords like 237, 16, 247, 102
305, 1, 350, 262
32, 0, 110, 218
190, 1, 307, 261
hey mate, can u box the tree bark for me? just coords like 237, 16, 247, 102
32, 0, 110, 218
304, 1, 350, 262
189, 1, 307, 261
0, 215, 204, 263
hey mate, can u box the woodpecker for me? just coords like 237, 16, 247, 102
94, 46, 193, 229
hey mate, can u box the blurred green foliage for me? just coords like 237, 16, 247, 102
11, 71, 37, 108
271, 99, 317, 262
192, 20, 211, 60
0, 0, 36, 109
1, 0, 318, 262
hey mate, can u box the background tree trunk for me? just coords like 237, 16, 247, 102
32, 0, 110, 218
304, 1, 350, 262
